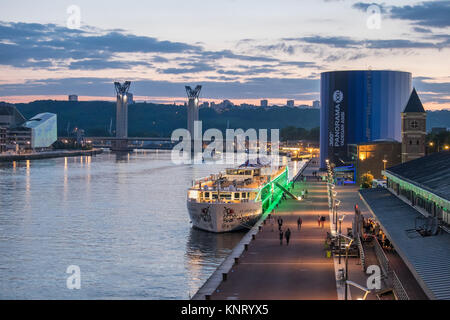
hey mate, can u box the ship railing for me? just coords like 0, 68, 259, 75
188, 199, 252, 204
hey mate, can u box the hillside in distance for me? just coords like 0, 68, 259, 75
11, 100, 450, 138
14, 100, 320, 137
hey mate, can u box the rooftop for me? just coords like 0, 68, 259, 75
402, 88, 426, 113
0, 103, 26, 124
385, 151, 450, 202
23, 113, 56, 129
360, 188, 450, 300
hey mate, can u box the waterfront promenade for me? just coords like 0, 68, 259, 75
0, 148, 103, 162
211, 162, 337, 300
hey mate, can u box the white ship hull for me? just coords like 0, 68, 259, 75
187, 201, 262, 233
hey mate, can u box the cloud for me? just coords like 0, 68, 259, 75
283, 36, 361, 48
68, 59, 152, 70
365, 39, 437, 49
390, 1, 450, 28
197, 50, 279, 63
413, 77, 450, 94
217, 67, 278, 76
0, 77, 319, 100
412, 27, 432, 33
0, 21, 200, 69
352, 2, 387, 13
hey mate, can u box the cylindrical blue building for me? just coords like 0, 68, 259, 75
320, 70, 412, 169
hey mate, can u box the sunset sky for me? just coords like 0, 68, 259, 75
0, 0, 449, 109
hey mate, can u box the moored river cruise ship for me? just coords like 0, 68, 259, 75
187, 159, 290, 232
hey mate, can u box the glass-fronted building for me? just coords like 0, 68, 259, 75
22, 113, 57, 149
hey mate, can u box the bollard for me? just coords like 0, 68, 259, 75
244, 244, 249, 251
263, 219, 266, 225
258, 226, 262, 232
222, 273, 228, 281
252, 234, 256, 240
234, 257, 239, 264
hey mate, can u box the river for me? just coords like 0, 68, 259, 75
0, 150, 296, 299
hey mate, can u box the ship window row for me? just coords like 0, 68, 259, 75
225, 169, 259, 176
202, 191, 251, 201
203, 191, 249, 199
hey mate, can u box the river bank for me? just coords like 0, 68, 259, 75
0, 148, 104, 162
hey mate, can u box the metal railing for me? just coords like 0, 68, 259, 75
390, 270, 410, 300
373, 238, 391, 275
355, 236, 366, 271
372, 238, 409, 300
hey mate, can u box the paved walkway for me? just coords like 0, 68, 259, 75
211, 162, 337, 300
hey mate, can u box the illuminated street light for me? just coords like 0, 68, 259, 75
346, 280, 371, 300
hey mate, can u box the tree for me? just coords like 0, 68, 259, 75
360, 172, 374, 189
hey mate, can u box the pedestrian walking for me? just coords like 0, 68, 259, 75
277, 217, 283, 231
297, 217, 303, 230
285, 228, 291, 245
279, 229, 284, 245
320, 215, 326, 228
317, 215, 321, 227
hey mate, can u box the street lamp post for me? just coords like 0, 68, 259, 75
336, 233, 353, 300
345, 239, 354, 300
382, 159, 387, 180
334, 199, 340, 234
338, 215, 345, 264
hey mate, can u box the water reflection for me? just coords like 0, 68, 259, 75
185, 227, 244, 296
0, 151, 294, 299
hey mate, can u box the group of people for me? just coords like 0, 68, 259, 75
265, 213, 304, 246
312, 171, 322, 181
277, 217, 292, 245
362, 217, 393, 250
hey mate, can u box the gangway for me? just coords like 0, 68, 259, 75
274, 182, 299, 200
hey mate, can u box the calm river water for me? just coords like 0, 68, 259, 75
0, 150, 295, 299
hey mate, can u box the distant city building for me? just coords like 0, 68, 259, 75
347, 140, 402, 184
218, 100, 234, 108
0, 127, 6, 153
312, 100, 320, 109
401, 88, 426, 163
260, 99, 268, 107
287, 100, 295, 107
0, 103, 57, 150
68, 94, 78, 102
240, 103, 255, 108
22, 113, 58, 149
0, 102, 26, 128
